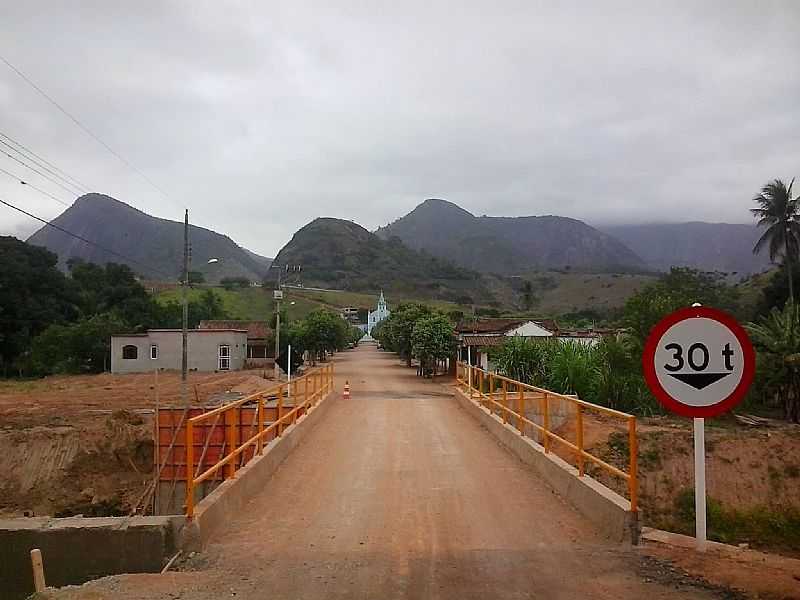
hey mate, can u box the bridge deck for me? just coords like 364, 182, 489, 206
52, 345, 722, 599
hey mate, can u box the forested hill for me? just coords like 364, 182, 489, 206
376, 198, 647, 274
271, 217, 497, 303
26, 193, 272, 282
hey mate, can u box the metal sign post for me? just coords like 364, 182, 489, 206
693, 417, 706, 549
642, 306, 754, 551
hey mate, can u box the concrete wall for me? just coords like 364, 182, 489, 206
0, 515, 184, 600
111, 330, 247, 373
454, 387, 639, 544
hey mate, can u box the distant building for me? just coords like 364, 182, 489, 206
367, 291, 390, 335
454, 318, 557, 371
111, 329, 247, 374
199, 320, 273, 368
340, 306, 361, 325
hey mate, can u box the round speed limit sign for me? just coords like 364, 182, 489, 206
642, 306, 755, 418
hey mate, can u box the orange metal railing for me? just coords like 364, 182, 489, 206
185, 363, 334, 517
456, 361, 638, 513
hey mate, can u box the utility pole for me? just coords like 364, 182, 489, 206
270, 263, 301, 380
181, 209, 189, 404
274, 267, 282, 380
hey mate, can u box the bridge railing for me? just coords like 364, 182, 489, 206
185, 363, 334, 518
456, 361, 637, 513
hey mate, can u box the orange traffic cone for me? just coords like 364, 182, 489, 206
343, 381, 351, 399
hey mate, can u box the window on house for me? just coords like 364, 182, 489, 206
219, 345, 230, 371
122, 345, 138, 360
150, 344, 158, 360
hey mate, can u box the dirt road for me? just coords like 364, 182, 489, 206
47, 344, 733, 599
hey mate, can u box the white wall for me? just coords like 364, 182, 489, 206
506, 322, 554, 337
111, 330, 247, 373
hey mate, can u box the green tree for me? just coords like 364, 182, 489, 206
27, 313, 126, 375
751, 178, 800, 303
159, 290, 229, 329
521, 280, 535, 310
411, 314, 455, 376
68, 260, 163, 328
0, 237, 76, 374
188, 270, 205, 284
746, 301, 800, 423
384, 303, 432, 367
220, 276, 250, 290
756, 264, 800, 315
623, 268, 737, 348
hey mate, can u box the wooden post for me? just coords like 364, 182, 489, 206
502, 380, 508, 424
185, 420, 195, 516
488, 373, 494, 414
257, 395, 265, 454
576, 405, 584, 476
277, 385, 284, 436
629, 417, 639, 513
304, 372, 310, 412
30, 549, 46, 592
153, 369, 160, 515
225, 409, 237, 478
517, 386, 524, 434
292, 380, 298, 424
543, 393, 550, 452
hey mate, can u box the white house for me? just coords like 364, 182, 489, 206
455, 318, 557, 371
111, 329, 247, 374
367, 291, 390, 335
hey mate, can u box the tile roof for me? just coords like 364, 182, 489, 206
454, 318, 558, 335
454, 318, 527, 334
199, 320, 272, 339
462, 335, 507, 346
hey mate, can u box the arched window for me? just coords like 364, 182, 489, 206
122, 345, 138, 360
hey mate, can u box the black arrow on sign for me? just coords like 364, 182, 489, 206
668, 372, 731, 390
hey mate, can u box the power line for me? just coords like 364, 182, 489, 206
0, 54, 171, 200
0, 130, 89, 192
0, 196, 173, 279
0, 165, 71, 207
0, 143, 83, 198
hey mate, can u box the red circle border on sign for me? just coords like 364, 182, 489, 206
642, 306, 755, 418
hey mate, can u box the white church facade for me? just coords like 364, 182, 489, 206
367, 291, 390, 335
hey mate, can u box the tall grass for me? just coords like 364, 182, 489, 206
491, 337, 658, 414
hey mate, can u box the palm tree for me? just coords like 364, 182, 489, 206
751, 178, 800, 303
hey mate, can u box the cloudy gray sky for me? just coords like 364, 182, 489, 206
1, 1, 799, 257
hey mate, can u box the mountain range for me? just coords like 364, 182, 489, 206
27, 194, 272, 282
25, 194, 771, 297
376, 199, 646, 273
599, 222, 772, 275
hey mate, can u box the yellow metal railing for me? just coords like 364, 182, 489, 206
185, 363, 334, 518
456, 361, 638, 513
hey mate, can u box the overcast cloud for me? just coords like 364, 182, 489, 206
1, 1, 799, 257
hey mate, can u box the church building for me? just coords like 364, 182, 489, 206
367, 291, 390, 335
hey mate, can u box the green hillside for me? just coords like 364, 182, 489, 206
271, 217, 497, 304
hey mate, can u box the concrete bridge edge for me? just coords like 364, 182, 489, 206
452, 387, 641, 545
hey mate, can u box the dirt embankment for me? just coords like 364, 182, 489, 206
0, 370, 270, 517
589, 416, 800, 556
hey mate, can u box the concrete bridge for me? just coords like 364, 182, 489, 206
33, 344, 727, 599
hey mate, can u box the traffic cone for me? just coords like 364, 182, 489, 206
343, 381, 351, 399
